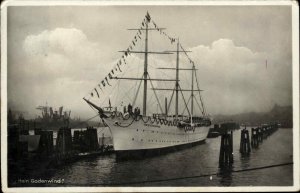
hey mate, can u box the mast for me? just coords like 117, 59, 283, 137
143, 21, 149, 116
191, 64, 195, 123
175, 39, 179, 119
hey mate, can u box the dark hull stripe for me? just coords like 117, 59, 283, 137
116, 139, 206, 161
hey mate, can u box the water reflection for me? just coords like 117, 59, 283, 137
217, 165, 233, 186
240, 154, 251, 170
46, 128, 292, 186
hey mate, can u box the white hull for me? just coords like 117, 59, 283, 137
103, 116, 210, 151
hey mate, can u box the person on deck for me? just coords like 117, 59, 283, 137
128, 103, 133, 115
137, 107, 140, 116
134, 107, 138, 117
123, 106, 127, 114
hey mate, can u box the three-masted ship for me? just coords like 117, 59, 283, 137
84, 12, 211, 159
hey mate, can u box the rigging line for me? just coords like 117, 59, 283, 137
178, 84, 191, 116
167, 85, 176, 113
132, 75, 144, 107
148, 74, 164, 114
152, 20, 175, 47
71, 113, 100, 128
118, 84, 135, 104
194, 69, 206, 115
119, 52, 143, 103
149, 62, 174, 92
99, 59, 134, 107
133, 54, 142, 94
114, 78, 121, 106
100, 81, 120, 107
97, 127, 105, 135
147, 91, 155, 108
148, 24, 174, 92
194, 95, 204, 116
181, 95, 192, 115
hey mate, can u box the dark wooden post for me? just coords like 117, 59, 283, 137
240, 129, 251, 155
219, 131, 233, 168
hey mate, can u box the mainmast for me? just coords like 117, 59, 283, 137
143, 22, 149, 116
191, 63, 195, 123
175, 39, 179, 119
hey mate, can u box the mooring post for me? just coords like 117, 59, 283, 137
240, 128, 251, 155
230, 130, 233, 163
219, 133, 225, 166
258, 127, 263, 143
219, 131, 233, 167
251, 128, 259, 148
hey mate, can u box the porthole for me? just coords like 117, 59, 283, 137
136, 129, 138, 131
132, 138, 134, 141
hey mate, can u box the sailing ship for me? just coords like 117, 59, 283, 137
84, 12, 212, 159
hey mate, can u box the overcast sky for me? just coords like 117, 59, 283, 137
7, 5, 292, 119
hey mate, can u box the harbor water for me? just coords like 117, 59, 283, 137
40, 127, 293, 186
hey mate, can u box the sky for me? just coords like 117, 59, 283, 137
7, 5, 293, 119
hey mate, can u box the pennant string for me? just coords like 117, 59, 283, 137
94, 88, 100, 98
86, 12, 154, 98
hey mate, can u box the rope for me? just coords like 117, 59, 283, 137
167, 85, 176, 114
194, 68, 206, 115
194, 95, 204, 117
71, 114, 100, 128
178, 84, 191, 116
148, 74, 164, 114
181, 95, 192, 115
132, 75, 143, 107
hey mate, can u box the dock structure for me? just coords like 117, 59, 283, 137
240, 128, 251, 155
85, 127, 99, 151
36, 130, 54, 157
73, 127, 99, 152
251, 128, 259, 148
219, 131, 233, 167
56, 127, 73, 154
257, 127, 263, 143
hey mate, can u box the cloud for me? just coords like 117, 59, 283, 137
9, 28, 112, 118
22, 28, 106, 81
186, 39, 292, 115
8, 28, 292, 119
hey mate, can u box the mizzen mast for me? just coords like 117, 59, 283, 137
143, 21, 149, 116
191, 63, 195, 123
175, 39, 180, 119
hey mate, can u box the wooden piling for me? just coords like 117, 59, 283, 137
37, 130, 54, 157
257, 127, 263, 143
251, 128, 260, 148
56, 127, 73, 154
85, 127, 99, 151
219, 131, 233, 167
240, 128, 251, 155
